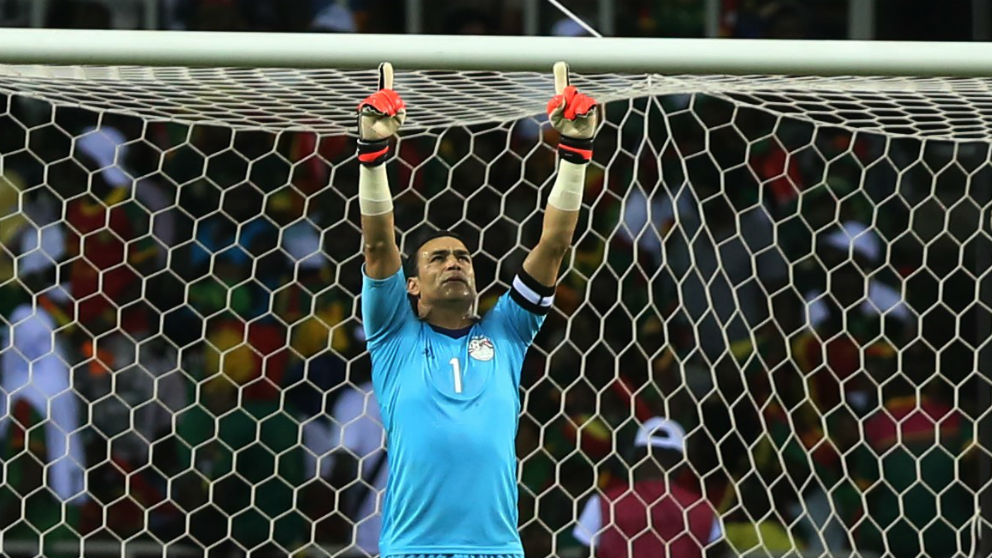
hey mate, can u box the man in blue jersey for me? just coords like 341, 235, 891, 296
356, 61, 599, 558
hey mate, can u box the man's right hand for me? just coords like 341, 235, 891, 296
357, 62, 407, 143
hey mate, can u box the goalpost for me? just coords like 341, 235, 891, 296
1, 29, 991, 558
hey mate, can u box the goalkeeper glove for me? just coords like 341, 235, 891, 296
546, 61, 599, 165
357, 62, 406, 166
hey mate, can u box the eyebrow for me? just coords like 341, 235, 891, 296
427, 249, 471, 259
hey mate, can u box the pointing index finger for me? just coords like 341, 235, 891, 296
378, 62, 394, 91
553, 61, 570, 95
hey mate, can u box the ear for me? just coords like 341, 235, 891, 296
406, 276, 420, 297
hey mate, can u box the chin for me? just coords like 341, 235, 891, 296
438, 285, 476, 304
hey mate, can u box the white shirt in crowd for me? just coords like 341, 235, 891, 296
0, 303, 85, 503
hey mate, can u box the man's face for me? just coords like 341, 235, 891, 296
407, 236, 477, 307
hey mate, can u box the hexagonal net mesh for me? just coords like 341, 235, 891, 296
0, 65, 991, 558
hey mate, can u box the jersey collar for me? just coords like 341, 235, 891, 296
427, 323, 473, 339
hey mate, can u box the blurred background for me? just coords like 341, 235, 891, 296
0, 2, 991, 558
0, 0, 986, 40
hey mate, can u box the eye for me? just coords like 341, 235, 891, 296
458, 255, 470, 262
431, 255, 444, 262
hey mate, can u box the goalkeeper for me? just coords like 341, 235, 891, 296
357, 61, 598, 557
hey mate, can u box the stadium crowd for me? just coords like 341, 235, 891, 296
0, 1, 988, 557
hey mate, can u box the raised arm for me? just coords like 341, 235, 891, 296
357, 63, 406, 279
522, 62, 600, 287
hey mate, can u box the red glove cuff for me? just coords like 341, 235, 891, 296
357, 138, 390, 166
558, 136, 593, 164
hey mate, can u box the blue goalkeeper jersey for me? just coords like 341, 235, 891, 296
361, 266, 552, 557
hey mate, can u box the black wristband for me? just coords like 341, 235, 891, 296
558, 135, 593, 165
357, 138, 390, 167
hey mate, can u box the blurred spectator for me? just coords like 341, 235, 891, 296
309, 1, 356, 33
279, 214, 352, 488
0, 271, 86, 509
284, 327, 349, 484
331, 381, 387, 557
748, 136, 805, 209
281, 218, 329, 274
796, 220, 911, 416
83, 330, 184, 463
721, 478, 800, 556
197, 319, 305, 554
287, 350, 346, 480
65, 125, 156, 330
0, 173, 68, 321
619, 183, 697, 266
853, 352, 974, 557
573, 418, 722, 558
662, 190, 780, 362
131, 173, 176, 269
550, 18, 591, 38
0, 168, 84, 520
0, 170, 27, 291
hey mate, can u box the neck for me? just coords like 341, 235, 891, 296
419, 301, 475, 329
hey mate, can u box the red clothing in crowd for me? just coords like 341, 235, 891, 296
598, 478, 717, 558
66, 197, 150, 324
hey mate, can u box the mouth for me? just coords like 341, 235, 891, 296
442, 276, 468, 286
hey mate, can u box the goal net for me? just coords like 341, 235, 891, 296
0, 40, 990, 558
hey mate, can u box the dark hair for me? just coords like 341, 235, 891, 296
403, 229, 471, 278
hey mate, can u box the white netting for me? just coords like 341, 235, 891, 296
0, 65, 990, 558
3, 66, 992, 138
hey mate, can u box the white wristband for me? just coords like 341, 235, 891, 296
359, 164, 393, 216
547, 159, 586, 211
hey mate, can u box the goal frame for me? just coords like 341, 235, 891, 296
0, 28, 990, 76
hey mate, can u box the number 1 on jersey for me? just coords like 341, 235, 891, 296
450, 357, 462, 394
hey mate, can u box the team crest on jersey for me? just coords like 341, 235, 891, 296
468, 335, 495, 361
